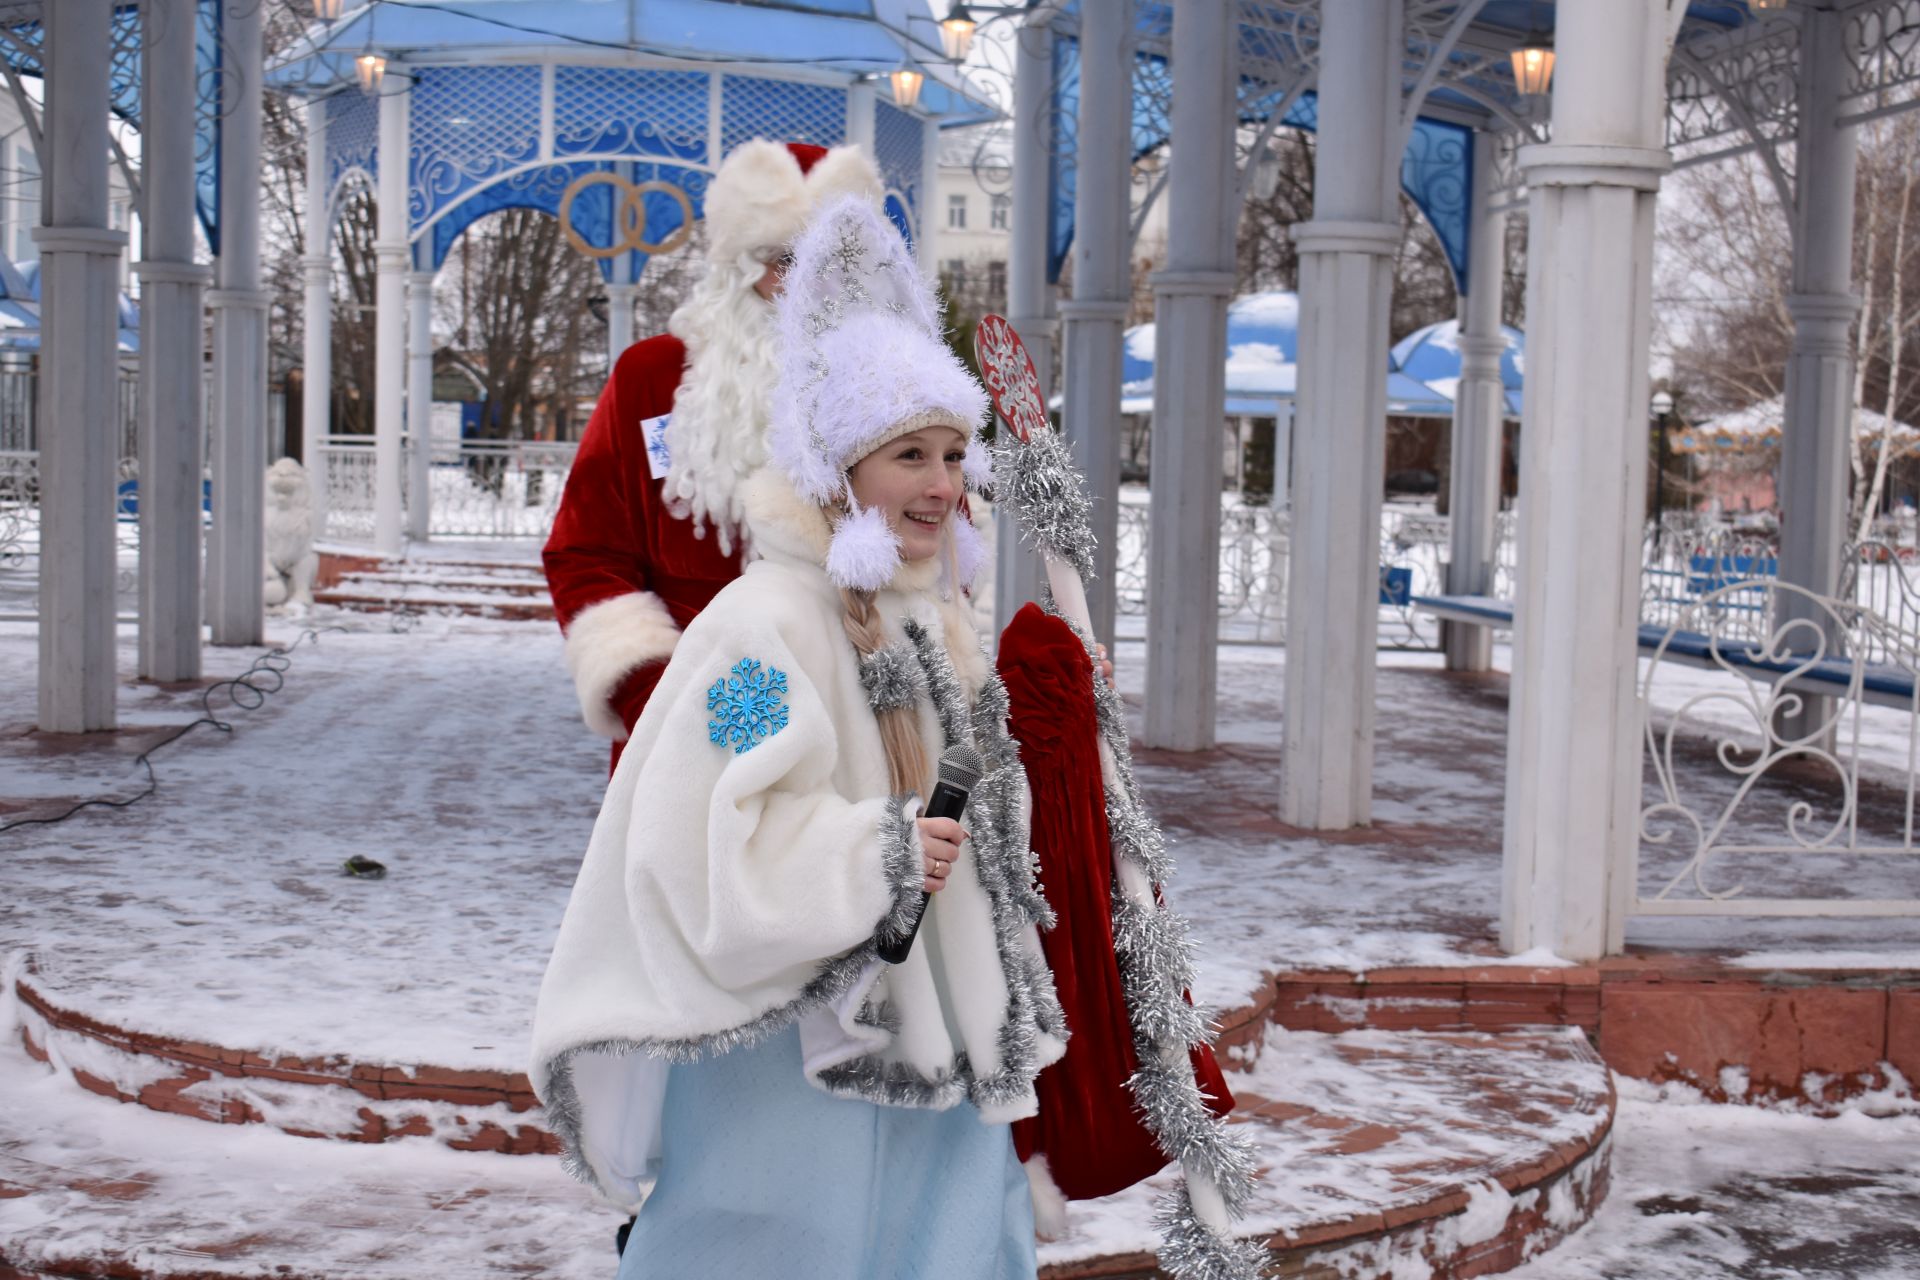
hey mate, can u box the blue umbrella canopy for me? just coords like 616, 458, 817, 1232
1115, 290, 1456, 419
1389, 318, 1525, 418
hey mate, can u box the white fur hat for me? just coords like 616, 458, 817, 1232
701, 140, 885, 266
768, 194, 991, 592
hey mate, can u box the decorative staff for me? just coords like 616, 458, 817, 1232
974, 315, 1263, 1280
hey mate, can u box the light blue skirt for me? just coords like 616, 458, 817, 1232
617, 1026, 1037, 1280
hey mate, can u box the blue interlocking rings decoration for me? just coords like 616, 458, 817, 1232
559, 172, 695, 258
707, 658, 792, 755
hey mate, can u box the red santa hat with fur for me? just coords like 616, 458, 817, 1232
661, 139, 886, 554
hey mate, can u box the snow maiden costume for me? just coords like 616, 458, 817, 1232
530, 196, 1066, 1277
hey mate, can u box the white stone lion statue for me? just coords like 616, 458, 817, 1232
263, 457, 318, 611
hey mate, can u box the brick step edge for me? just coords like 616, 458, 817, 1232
309, 592, 554, 621
1042, 1127, 1612, 1280
13, 975, 557, 1156
1211, 957, 1920, 1110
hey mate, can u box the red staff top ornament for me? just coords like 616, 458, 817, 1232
974, 314, 1049, 443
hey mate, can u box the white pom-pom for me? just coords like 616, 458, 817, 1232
951, 508, 988, 591
825, 503, 903, 591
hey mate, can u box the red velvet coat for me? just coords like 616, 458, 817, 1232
543, 335, 743, 770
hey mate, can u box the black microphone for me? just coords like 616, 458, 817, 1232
878, 744, 985, 964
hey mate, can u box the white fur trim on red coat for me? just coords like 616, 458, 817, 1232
1025, 1154, 1069, 1241
563, 591, 681, 740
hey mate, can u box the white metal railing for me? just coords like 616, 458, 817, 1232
313, 436, 580, 542
1634, 580, 1919, 920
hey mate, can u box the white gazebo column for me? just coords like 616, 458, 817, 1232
373, 73, 410, 555
917, 116, 941, 278
35, 0, 126, 731
1281, 0, 1401, 827
1056, 0, 1132, 648
846, 80, 876, 153
1444, 128, 1509, 673
1502, 0, 1674, 960
206, 0, 267, 646
1143, 0, 1234, 750
605, 249, 637, 369
406, 267, 434, 541
137, 0, 210, 683
1777, 5, 1859, 720
303, 96, 332, 540
994, 11, 1056, 634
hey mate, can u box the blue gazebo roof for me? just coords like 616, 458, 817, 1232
1390, 318, 1526, 418
269, 0, 998, 124
1110, 290, 1460, 420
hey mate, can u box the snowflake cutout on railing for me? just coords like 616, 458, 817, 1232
707, 658, 791, 754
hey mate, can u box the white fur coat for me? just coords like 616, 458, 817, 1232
530, 469, 1065, 1213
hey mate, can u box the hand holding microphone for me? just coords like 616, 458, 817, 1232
919, 815, 965, 893
879, 744, 984, 964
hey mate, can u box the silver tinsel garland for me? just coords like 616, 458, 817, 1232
1153, 1186, 1272, 1280
1041, 599, 1264, 1277
895, 615, 1069, 1111
993, 430, 1097, 584
859, 642, 926, 713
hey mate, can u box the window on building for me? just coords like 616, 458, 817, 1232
947, 193, 967, 230
988, 259, 1006, 302
990, 195, 1010, 231
944, 259, 967, 289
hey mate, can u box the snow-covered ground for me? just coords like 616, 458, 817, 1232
1505, 1079, 1920, 1280
2, 559, 1917, 1278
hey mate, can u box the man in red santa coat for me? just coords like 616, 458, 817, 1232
543, 139, 885, 765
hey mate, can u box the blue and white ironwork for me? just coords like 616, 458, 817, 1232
1636, 581, 1919, 921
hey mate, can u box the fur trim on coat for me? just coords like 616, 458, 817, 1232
562, 591, 681, 739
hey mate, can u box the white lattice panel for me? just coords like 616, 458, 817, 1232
873, 99, 922, 207
326, 89, 378, 196
410, 66, 543, 227
555, 67, 710, 163
720, 75, 846, 156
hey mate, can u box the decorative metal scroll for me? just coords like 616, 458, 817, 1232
1637, 580, 1920, 919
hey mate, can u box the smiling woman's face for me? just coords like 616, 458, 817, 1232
846, 425, 969, 562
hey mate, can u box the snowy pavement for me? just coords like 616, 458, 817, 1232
2, 583, 1918, 1278
1505, 1080, 1920, 1280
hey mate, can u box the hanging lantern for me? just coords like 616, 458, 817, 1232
313, 0, 344, 20
889, 63, 925, 110
1509, 33, 1554, 96
939, 4, 977, 61
356, 52, 386, 93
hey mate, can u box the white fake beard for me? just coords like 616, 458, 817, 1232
663, 257, 781, 557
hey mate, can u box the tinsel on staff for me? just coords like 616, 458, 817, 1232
975, 315, 1265, 1280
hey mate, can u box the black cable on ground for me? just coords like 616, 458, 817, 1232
0, 627, 347, 836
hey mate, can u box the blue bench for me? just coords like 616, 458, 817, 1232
1412, 593, 1918, 711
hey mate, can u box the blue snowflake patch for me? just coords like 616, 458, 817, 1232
707, 658, 791, 754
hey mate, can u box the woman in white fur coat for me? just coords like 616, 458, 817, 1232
530, 196, 1066, 1278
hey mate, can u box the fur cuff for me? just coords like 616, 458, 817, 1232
1025, 1155, 1069, 1241
562, 591, 682, 739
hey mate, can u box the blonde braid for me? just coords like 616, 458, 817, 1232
840, 586, 932, 797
